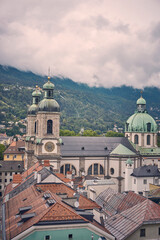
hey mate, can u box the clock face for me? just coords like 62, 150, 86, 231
44, 142, 55, 152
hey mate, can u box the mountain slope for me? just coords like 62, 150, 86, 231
0, 65, 160, 133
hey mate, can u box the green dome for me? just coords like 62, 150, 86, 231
43, 80, 54, 90
32, 89, 41, 97
28, 104, 38, 115
126, 112, 157, 133
136, 97, 146, 105
38, 99, 60, 112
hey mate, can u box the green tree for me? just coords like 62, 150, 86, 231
80, 129, 98, 136
60, 129, 76, 136
0, 144, 5, 160
105, 131, 124, 137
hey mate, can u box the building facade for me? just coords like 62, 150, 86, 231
25, 78, 160, 193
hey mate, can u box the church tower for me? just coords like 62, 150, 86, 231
125, 95, 157, 148
25, 77, 61, 169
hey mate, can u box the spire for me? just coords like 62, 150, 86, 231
136, 91, 146, 112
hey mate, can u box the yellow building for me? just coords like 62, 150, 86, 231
3, 140, 25, 161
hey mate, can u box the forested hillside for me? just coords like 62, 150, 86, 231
0, 65, 160, 134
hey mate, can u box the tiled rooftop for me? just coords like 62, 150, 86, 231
55, 173, 71, 183
37, 183, 100, 210
5, 185, 88, 240
4, 140, 25, 154
104, 199, 160, 240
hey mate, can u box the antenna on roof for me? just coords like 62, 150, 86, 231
140, 90, 143, 98
48, 67, 51, 80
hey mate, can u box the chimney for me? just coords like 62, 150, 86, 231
34, 171, 37, 180
37, 173, 41, 183
66, 171, 72, 180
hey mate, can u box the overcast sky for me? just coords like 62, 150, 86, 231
1, 0, 160, 88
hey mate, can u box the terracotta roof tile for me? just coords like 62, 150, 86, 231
55, 173, 71, 183
40, 202, 86, 222
105, 199, 160, 240
4, 140, 25, 154
37, 183, 100, 210
5, 185, 88, 240
12, 174, 22, 184
43, 160, 50, 167
117, 191, 146, 212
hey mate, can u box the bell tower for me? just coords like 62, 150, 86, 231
25, 76, 61, 170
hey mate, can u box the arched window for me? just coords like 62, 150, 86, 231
134, 135, 139, 144
147, 123, 151, 132
87, 164, 104, 175
60, 164, 77, 175
35, 122, 36, 134
126, 123, 129, 131
35, 97, 38, 104
47, 120, 52, 134
147, 135, 150, 145
110, 168, 114, 175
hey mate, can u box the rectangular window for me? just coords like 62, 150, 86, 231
7, 155, 9, 158
0, 179, 2, 183
0, 173, 2, 176
0, 186, 2, 189
159, 227, 160, 235
134, 179, 136, 184
140, 229, 145, 237
14, 155, 17, 159
143, 179, 147, 184
10, 179, 12, 182
10, 172, 12, 176
5, 179, 7, 182
45, 236, 50, 240
68, 234, 73, 239
5, 172, 7, 176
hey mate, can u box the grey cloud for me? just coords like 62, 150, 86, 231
0, 0, 160, 88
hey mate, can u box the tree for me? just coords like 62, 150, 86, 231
80, 129, 98, 137
0, 144, 5, 160
105, 131, 124, 137
60, 129, 76, 136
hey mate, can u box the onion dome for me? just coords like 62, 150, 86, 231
28, 104, 38, 115
38, 77, 60, 112
43, 77, 54, 90
125, 96, 157, 133
136, 97, 146, 105
28, 86, 41, 115
38, 99, 60, 112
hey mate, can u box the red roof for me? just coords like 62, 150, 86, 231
4, 140, 25, 154
55, 173, 71, 183
5, 185, 88, 240
12, 174, 22, 184
37, 183, 100, 210
105, 199, 160, 240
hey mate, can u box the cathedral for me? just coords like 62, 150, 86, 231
25, 77, 160, 192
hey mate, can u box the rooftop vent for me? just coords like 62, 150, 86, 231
47, 199, 56, 206
20, 212, 36, 222
43, 193, 51, 199
19, 206, 32, 214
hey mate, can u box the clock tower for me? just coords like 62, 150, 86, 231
25, 77, 61, 169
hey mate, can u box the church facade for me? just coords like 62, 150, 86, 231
25, 78, 160, 193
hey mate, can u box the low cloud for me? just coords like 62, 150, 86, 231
0, 0, 160, 88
